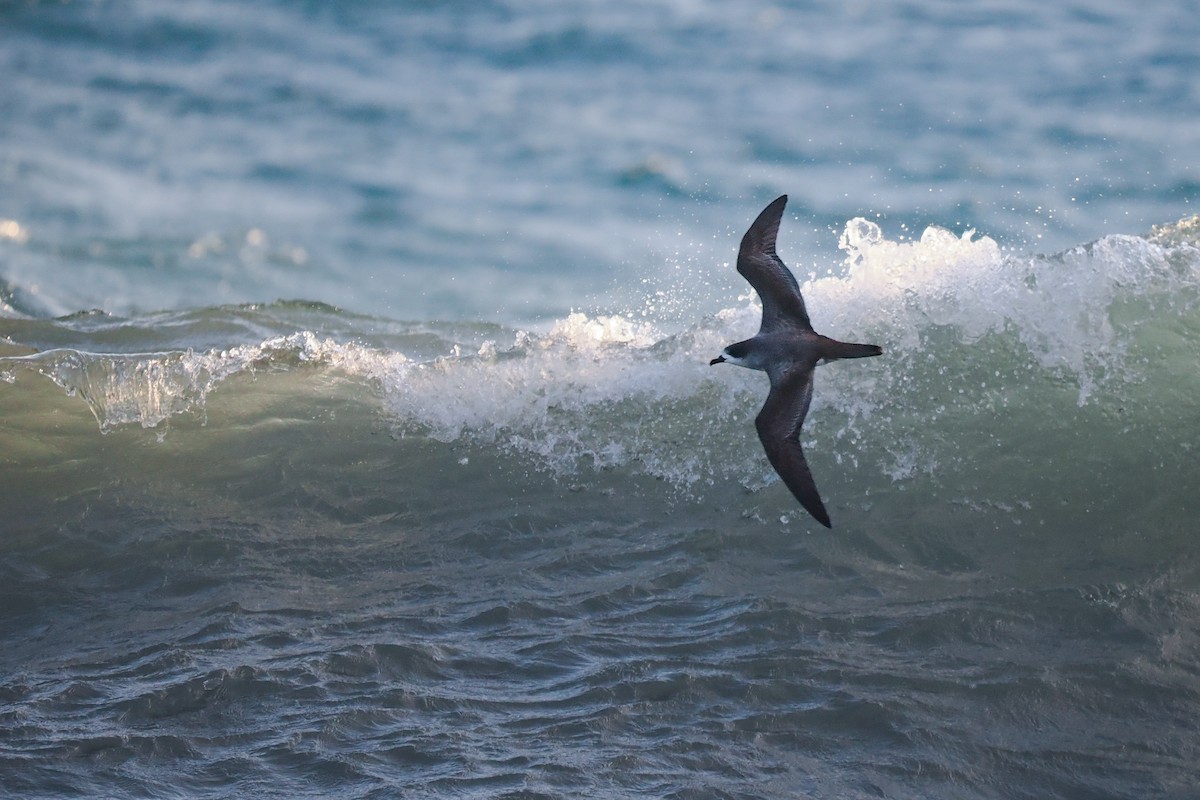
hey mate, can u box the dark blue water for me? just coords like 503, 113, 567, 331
2, 2, 1199, 798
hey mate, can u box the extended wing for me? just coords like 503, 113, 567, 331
737, 195, 813, 333
753, 363, 831, 527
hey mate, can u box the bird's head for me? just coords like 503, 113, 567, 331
710, 341, 753, 367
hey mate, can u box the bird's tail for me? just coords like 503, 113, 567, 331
819, 338, 883, 360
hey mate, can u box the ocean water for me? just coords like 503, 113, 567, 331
2, 1, 1199, 798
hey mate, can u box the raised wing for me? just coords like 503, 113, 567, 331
753, 363, 831, 527
737, 195, 813, 333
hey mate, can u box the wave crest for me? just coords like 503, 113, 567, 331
2, 218, 1197, 514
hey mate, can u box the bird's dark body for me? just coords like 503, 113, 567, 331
711, 195, 882, 528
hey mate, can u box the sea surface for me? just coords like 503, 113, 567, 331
2, 1, 1199, 798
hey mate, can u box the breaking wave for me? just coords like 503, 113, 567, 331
2, 216, 1198, 547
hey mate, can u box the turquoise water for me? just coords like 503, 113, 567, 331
2, 2, 1199, 798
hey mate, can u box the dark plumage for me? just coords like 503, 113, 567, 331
710, 195, 882, 527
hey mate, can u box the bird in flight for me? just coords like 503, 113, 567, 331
710, 195, 882, 527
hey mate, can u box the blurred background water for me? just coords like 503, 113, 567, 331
2, 0, 1195, 321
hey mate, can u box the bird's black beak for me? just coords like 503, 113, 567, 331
709, 356, 725, 366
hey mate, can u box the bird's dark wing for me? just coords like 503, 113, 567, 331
737, 195, 813, 333
754, 363, 831, 527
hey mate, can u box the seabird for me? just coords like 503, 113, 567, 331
710, 195, 882, 528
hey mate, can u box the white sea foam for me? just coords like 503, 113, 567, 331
811, 216, 1200, 405
6, 216, 1197, 497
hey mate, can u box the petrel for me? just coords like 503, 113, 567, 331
710, 195, 882, 528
